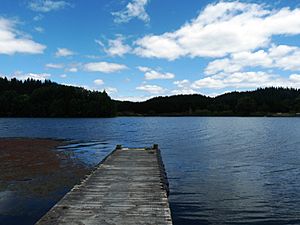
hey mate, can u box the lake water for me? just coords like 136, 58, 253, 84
1, 117, 300, 225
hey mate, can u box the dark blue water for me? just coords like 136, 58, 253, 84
1, 117, 300, 224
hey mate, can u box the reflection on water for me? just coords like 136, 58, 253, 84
1, 117, 300, 224
56, 141, 113, 166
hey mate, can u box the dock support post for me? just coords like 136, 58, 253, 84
153, 144, 159, 150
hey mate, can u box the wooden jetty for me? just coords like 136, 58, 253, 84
36, 144, 173, 225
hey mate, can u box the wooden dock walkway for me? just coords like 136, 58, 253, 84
36, 145, 173, 225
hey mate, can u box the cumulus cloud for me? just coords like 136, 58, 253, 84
191, 71, 300, 90
66, 67, 78, 73
173, 79, 191, 88
136, 84, 166, 94
94, 79, 104, 85
145, 71, 174, 80
0, 17, 46, 55
205, 45, 300, 75
269, 45, 300, 71
134, 35, 184, 60
137, 66, 175, 80
55, 48, 75, 57
171, 79, 196, 95
96, 36, 131, 57
84, 62, 127, 73
112, 0, 150, 24
104, 87, 118, 95
289, 74, 300, 83
45, 63, 64, 69
134, 1, 300, 60
28, 0, 70, 12
137, 66, 150, 72
11, 71, 51, 80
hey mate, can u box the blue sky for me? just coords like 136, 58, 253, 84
1, 0, 300, 101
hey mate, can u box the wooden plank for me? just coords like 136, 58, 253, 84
36, 146, 172, 225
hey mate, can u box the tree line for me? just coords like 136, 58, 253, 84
0, 77, 116, 117
116, 87, 300, 116
1, 77, 300, 117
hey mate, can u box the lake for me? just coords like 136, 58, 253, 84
1, 117, 300, 225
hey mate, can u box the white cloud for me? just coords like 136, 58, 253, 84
145, 71, 174, 80
114, 95, 154, 102
137, 66, 151, 72
0, 17, 46, 55
55, 48, 75, 57
11, 71, 51, 80
172, 79, 196, 95
55, 48, 74, 57
84, 62, 127, 73
171, 88, 196, 95
94, 79, 104, 85
205, 50, 272, 75
96, 36, 131, 57
205, 45, 300, 75
104, 87, 118, 95
112, 0, 150, 24
33, 14, 44, 21
173, 79, 190, 88
270, 45, 300, 71
64, 63, 81, 73
137, 66, 175, 80
134, 1, 300, 60
66, 67, 78, 73
192, 76, 231, 89
134, 35, 184, 60
191, 71, 300, 90
45, 63, 64, 69
205, 58, 241, 75
136, 84, 166, 94
289, 74, 300, 83
85, 54, 101, 59
28, 0, 70, 12
60, 74, 67, 78
34, 26, 44, 33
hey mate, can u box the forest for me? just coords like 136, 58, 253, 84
1, 77, 300, 117
0, 77, 116, 117
116, 87, 300, 116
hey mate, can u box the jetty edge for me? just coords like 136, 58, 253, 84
36, 144, 173, 225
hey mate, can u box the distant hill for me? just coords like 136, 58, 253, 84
116, 87, 300, 116
0, 77, 116, 117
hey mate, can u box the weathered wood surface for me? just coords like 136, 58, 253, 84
36, 146, 172, 225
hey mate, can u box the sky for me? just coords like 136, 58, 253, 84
1, 0, 300, 101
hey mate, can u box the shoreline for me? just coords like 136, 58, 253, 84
0, 137, 89, 194
0, 138, 65, 182
0, 138, 90, 225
